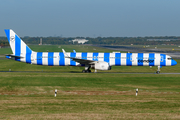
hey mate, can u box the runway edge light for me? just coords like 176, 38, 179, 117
136, 88, 138, 96
55, 89, 57, 97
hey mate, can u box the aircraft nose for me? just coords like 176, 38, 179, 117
171, 59, 177, 66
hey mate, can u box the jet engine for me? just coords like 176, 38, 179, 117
91, 62, 111, 70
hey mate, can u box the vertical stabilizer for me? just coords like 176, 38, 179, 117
4, 29, 33, 56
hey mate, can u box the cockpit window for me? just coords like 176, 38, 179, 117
167, 58, 172, 60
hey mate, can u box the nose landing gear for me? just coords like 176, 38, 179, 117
156, 66, 160, 74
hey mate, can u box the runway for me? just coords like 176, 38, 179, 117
0, 71, 180, 74
94, 45, 180, 59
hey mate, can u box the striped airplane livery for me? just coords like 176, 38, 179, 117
4, 29, 177, 73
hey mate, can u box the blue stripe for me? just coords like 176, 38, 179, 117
81, 52, 87, 66
149, 53, 155, 66
37, 52, 42, 65
59, 52, 65, 66
160, 54, 166, 66
138, 53, 143, 66
48, 52, 54, 66
26, 46, 32, 53
126, 53, 132, 66
4, 30, 10, 42
104, 53, 110, 63
93, 53, 98, 61
82, 52, 87, 60
26, 46, 32, 63
15, 35, 21, 61
70, 52, 76, 66
115, 53, 121, 65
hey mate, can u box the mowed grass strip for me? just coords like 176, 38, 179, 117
0, 73, 180, 92
0, 73, 180, 119
0, 94, 180, 119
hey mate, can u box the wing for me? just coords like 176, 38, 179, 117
62, 49, 96, 64
70, 57, 95, 64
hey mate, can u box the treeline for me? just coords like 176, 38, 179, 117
0, 36, 180, 46
86, 36, 180, 45
0, 37, 9, 46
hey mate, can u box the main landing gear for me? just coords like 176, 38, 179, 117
82, 65, 91, 73
156, 66, 160, 74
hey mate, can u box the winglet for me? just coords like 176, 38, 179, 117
62, 49, 69, 57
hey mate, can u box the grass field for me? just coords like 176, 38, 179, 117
0, 45, 115, 55
0, 45, 180, 119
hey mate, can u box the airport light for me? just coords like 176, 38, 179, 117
136, 88, 138, 96
55, 89, 57, 97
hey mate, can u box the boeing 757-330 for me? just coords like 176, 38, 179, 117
4, 29, 177, 73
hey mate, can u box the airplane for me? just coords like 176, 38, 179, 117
4, 29, 177, 73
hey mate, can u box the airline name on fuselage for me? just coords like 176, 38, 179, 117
138, 60, 154, 63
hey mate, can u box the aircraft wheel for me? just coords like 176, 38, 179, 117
82, 70, 91, 73
156, 71, 160, 74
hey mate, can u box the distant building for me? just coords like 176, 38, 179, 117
39, 38, 42, 45
72, 39, 88, 44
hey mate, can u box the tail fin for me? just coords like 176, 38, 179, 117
4, 29, 33, 56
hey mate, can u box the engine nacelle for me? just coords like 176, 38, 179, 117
91, 62, 111, 70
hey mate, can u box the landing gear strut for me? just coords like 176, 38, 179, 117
156, 66, 160, 74
82, 65, 91, 73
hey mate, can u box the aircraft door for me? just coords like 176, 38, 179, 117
31, 53, 37, 64
130, 55, 133, 62
160, 54, 166, 66
160, 56, 163, 62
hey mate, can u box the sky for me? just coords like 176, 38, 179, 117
1, 0, 180, 37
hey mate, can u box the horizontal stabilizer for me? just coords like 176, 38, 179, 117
5, 54, 24, 59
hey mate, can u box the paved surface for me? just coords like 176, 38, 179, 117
94, 45, 180, 59
0, 71, 180, 74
